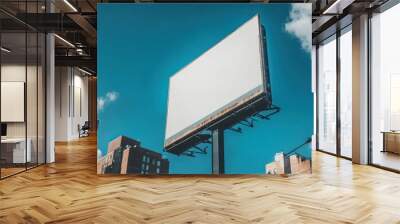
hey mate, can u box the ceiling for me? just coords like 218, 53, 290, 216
0, 0, 392, 74
0, 0, 98, 73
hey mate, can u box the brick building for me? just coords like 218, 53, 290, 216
98, 136, 169, 174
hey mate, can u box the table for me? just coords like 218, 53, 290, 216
1, 138, 32, 164
382, 131, 400, 154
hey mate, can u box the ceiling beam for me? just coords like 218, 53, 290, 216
55, 55, 96, 72
67, 13, 97, 39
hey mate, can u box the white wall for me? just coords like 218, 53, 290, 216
1, 65, 26, 132
1, 82, 25, 122
1, 65, 40, 138
71, 73, 89, 138
55, 67, 89, 141
55, 66, 69, 141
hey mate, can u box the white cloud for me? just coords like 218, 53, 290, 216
98, 91, 119, 112
285, 4, 312, 53
97, 98, 105, 111
106, 91, 118, 101
97, 149, 103, 160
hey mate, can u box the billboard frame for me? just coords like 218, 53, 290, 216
164, 14, 274, 157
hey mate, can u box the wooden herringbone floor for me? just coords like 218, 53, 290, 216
1, 135, 400, 224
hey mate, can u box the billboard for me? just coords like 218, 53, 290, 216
164, 15, 266, 150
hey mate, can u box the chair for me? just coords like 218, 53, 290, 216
78, 121, 90, 138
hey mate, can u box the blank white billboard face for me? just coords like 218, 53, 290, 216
165, 14, 265, 147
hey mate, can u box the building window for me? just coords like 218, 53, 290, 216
339, 27, 352, 158
318, 35, 337, 154
370, 4, 400, 171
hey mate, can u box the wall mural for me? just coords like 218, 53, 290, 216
97, 3, 313, 175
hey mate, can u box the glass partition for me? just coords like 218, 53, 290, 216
1, 31, 28, 177
0, 1, 46, 179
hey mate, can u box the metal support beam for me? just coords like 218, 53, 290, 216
67, 14, 97, 38
16, 13, 80, 32
212, 128, 224, 174
55, 55, 96, 72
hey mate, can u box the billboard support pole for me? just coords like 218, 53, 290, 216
212, 128, 225, 174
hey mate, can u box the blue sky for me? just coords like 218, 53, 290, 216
98, 3, 313, 174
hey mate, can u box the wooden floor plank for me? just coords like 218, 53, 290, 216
0, 135, 399, 223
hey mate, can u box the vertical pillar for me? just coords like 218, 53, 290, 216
336, 30, 341, 156
212, 128, 225, 174
352, 14, 369, 164
88, 77, 97, 132
312, 45, 317, 151
46, 1, 55, 163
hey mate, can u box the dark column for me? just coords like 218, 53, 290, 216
212, 128, 224, 174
